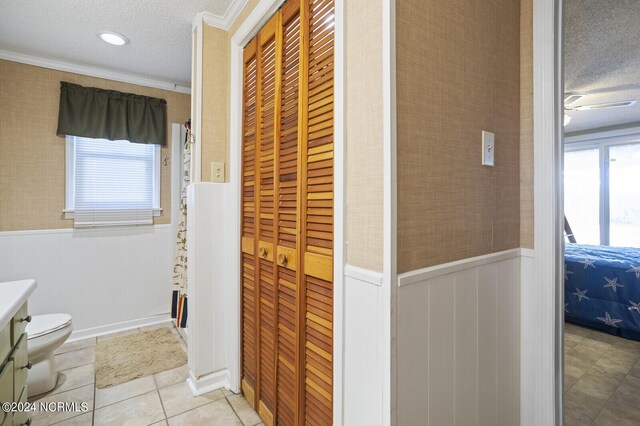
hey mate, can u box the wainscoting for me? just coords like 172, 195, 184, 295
396, 249, 522, 426
342, 265, 385, 426
0, 225, 173, 337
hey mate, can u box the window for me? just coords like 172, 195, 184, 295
564, 147, 600, 245
564, 133, 640, 247
65, 136, 161, 227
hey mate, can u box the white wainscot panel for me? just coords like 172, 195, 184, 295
397, 249, 522, 426
0, 225, 173, 336
343, 266, 384, 426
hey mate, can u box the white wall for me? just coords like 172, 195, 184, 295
396, 249, 522, 426
0, 225, 173, 336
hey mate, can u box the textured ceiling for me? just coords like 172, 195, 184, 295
0, 0, 234, 89
564, 0, 640, 133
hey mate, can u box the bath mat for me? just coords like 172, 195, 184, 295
95, 327, 187, 388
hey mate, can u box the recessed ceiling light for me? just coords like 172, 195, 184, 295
98, 31, 129, 46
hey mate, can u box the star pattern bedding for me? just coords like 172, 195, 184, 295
565, 243, 640, 340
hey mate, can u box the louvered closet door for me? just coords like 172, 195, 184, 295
256, 14, 280, 425
241, 38, 258, 406
276, 1, 302, 425
240, 1, 334, 424
301, 0, 334, 423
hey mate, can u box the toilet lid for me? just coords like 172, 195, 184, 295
26, 314, 72, 339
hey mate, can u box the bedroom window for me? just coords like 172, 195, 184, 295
65, 136, 161, 227
564, 135, 640, 247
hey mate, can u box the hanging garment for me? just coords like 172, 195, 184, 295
171, 120, 191, 328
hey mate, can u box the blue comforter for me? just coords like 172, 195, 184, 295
565, 243, 640, 340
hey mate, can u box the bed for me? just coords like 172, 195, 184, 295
565, 243, 640, 340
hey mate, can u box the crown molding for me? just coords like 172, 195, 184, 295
0, 49, 191, 94
193, 0, 250, 31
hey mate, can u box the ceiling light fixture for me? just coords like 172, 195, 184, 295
97, 31, 129, 46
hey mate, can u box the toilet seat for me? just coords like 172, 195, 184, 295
26, 314, 72, 339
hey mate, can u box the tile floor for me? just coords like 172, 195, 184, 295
28, 323, 263, 426
564, 322, 640, 426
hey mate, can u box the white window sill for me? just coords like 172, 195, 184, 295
63, 208, 162, 228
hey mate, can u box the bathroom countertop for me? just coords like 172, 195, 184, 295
0, 279, 37, 330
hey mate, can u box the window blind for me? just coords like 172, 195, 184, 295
68, 136, 160, 227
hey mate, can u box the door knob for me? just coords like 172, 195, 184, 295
23, 361, 33, 370
21, 315, 32, 323
278, 253, 288, 266
259, 247, 267, 258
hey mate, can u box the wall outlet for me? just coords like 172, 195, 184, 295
210, 161, 225, 182
482, 131, 495, 167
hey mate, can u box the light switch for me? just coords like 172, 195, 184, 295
482, 131, 495, 167
210, 161, 225, 182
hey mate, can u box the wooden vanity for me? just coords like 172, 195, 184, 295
0, 280, 36, 426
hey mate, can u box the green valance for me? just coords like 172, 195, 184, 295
56, 81, 167, 146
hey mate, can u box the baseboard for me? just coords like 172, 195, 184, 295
187, 369, 230, 396
68, 313, 172, 342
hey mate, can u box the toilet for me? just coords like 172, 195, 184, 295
25, 314, 73, 396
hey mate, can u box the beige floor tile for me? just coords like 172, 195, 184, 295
563, 372, 579, 393
55, 338, 96, 355
29, 364, 94, 402
629, 358, 640, 378
94, 391, 165, 426
221, 388, 234, 398
95, 375, 157, 409
150, 421, 168, 426
572, 364, 625, 401
564, 353, 590, 379
54, 347, 95, 371
564, 387, 607, 422
593, 398, 640, 426
608, 375, 640, 407
30, 384, 94, 426
227, 394, 261, 426
564, 332, 584, 350
159, 382, 225, 418
52, 412, 93, 425
565, 323, 592, 337
154, 364, 189, 389
612, 336, 640, 355
167, 399, 242, 426
563, 409, 593, 426
594, 347, 639, 375
570, 336, 611, 356
50, 363, 95, 396
585, 329, 621, 345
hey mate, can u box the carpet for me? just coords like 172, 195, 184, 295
95, 326, 187, 389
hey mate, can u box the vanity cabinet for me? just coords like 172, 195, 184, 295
0, 302, 31, 426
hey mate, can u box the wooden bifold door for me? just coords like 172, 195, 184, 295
240, 0, 335, 424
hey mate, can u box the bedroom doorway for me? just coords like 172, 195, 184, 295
562, 1, 640, 424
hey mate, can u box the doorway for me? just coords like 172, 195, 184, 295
562, 1, 640, 424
